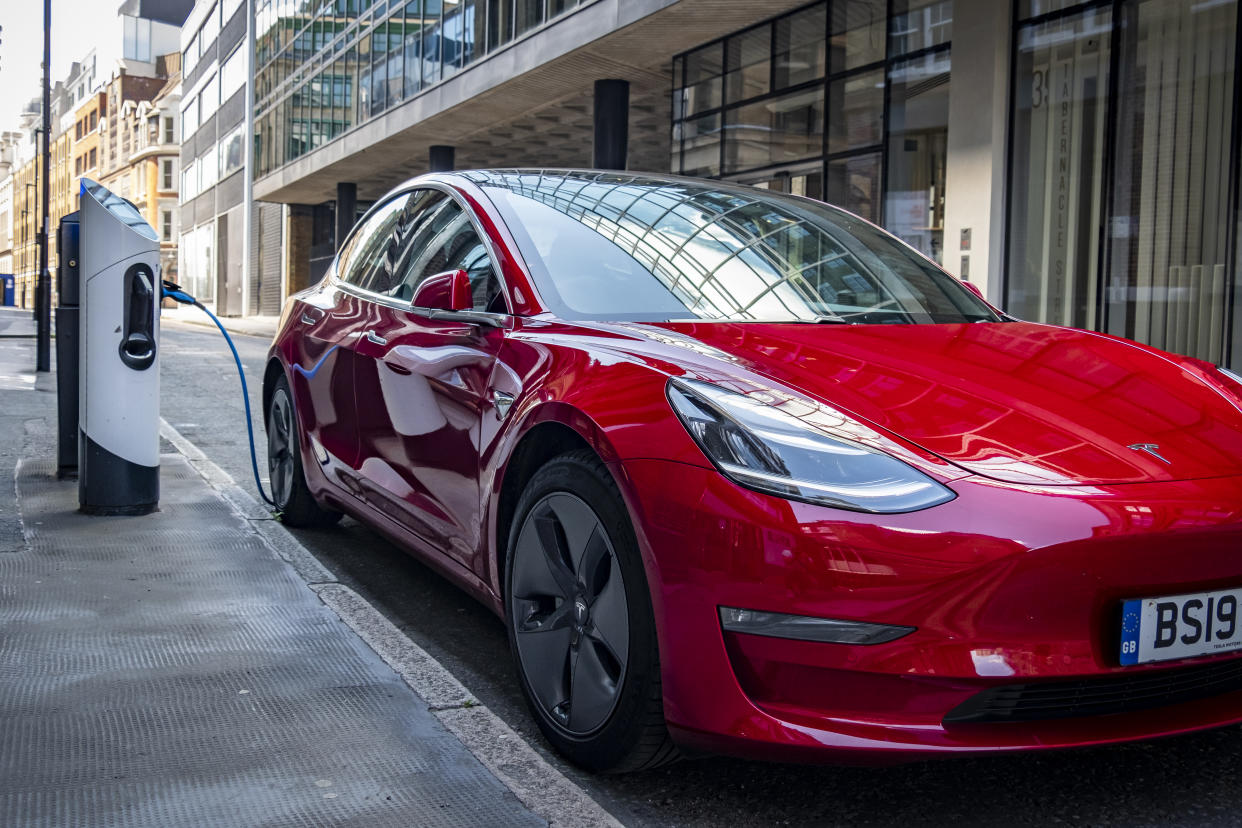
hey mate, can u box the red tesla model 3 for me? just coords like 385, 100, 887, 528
264, 169, 1242, 772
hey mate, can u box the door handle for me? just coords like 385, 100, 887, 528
382, 359, 413, 375
364, 330, 388, 346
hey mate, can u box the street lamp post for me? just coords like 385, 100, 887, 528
26, 181, 37, 318
37, 0, 52, 372
20, 208, 28, 309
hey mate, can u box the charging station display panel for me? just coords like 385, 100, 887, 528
81, 179, 159, 242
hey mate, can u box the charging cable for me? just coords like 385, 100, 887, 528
162, 280, 276, 508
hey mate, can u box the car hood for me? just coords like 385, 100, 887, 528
635, 320, 1242, 486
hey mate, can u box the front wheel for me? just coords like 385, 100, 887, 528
505, 450, 676, 773
266, 374, 341, 528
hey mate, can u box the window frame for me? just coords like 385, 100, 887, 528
332, 182, 511, 316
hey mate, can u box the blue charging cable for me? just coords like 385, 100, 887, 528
162, 281, 276, 508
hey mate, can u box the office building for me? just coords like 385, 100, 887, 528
183, 0, 1240, 371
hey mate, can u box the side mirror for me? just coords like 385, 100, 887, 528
412, 269, 472, 312
960, 279, 986, 301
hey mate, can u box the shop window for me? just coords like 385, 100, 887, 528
682, 43, 724, 117
830, 0, 885, 73
1008, 0, 1239, 367
1103, 0, 1238, 364
673, 0, 954, 258
725, 24, 771, 104
774, 5, 826, 91
884, 52, 950, 264
890, 0, 953, 56
724, 88, 824, 174
827, 69, 883, 155
827, 152, 882, 225
1008, 7, 1111, 330
679, 113, 722, 178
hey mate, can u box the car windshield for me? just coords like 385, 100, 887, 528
469, 170, 1000, 325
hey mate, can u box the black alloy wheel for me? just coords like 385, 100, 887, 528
512, 491, 630, 734
266, 374, 341, 528
505, 450, 676, 773
267, 387, 296, 507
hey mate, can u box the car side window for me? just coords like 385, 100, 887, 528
337, 194, 410, 291
380, 190, 453, 301
393, 196, 506, 312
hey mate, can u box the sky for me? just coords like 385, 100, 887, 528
0, 1, 121, 132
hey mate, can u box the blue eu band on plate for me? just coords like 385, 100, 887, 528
1121, 588, 1242, 666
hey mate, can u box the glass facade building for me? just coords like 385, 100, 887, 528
228, 0, 1241, 371
1007, 0, 1241, 367
670, 0, 1241, 367
253, 0, 587, 178
671, 0, 954, 264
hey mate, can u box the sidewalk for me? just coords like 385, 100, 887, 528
0, 306, 37, 338
160, 304, 281, 341
0, 341, 546, 827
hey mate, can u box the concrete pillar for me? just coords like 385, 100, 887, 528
286, 205, 314, 297
941, 0, 1012, 304
429, 145, 455, 172
593, 79, 630, 170
335, 182, 357, 252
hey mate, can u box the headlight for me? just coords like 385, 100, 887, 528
667, 377, 955, 513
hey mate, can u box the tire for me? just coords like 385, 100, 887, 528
505, 449, 677, 773
266, 373, 342, 528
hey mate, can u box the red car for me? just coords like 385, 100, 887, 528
264, 169, 1242, 772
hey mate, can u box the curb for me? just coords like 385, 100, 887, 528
161, 314, 278, 341
158, 417, 623, 828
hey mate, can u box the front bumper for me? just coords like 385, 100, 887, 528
617, 458, 1242, 762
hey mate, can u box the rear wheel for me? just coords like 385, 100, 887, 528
505, 450, 677, 773
266, 374, 341, 528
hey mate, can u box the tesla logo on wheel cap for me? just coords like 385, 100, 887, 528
1128, 443, 1171, 464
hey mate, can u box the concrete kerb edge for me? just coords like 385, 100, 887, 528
156, 417, 622, 828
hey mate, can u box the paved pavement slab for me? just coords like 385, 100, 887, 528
0, 400, 544, 827
0, 307, 37, 338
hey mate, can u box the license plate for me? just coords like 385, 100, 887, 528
1120, 588, 1242, 665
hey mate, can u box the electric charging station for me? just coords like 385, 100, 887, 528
77, 179, 161, 515
55, 211, 80, 478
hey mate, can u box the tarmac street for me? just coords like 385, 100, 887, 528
152, 318, 1242, 827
